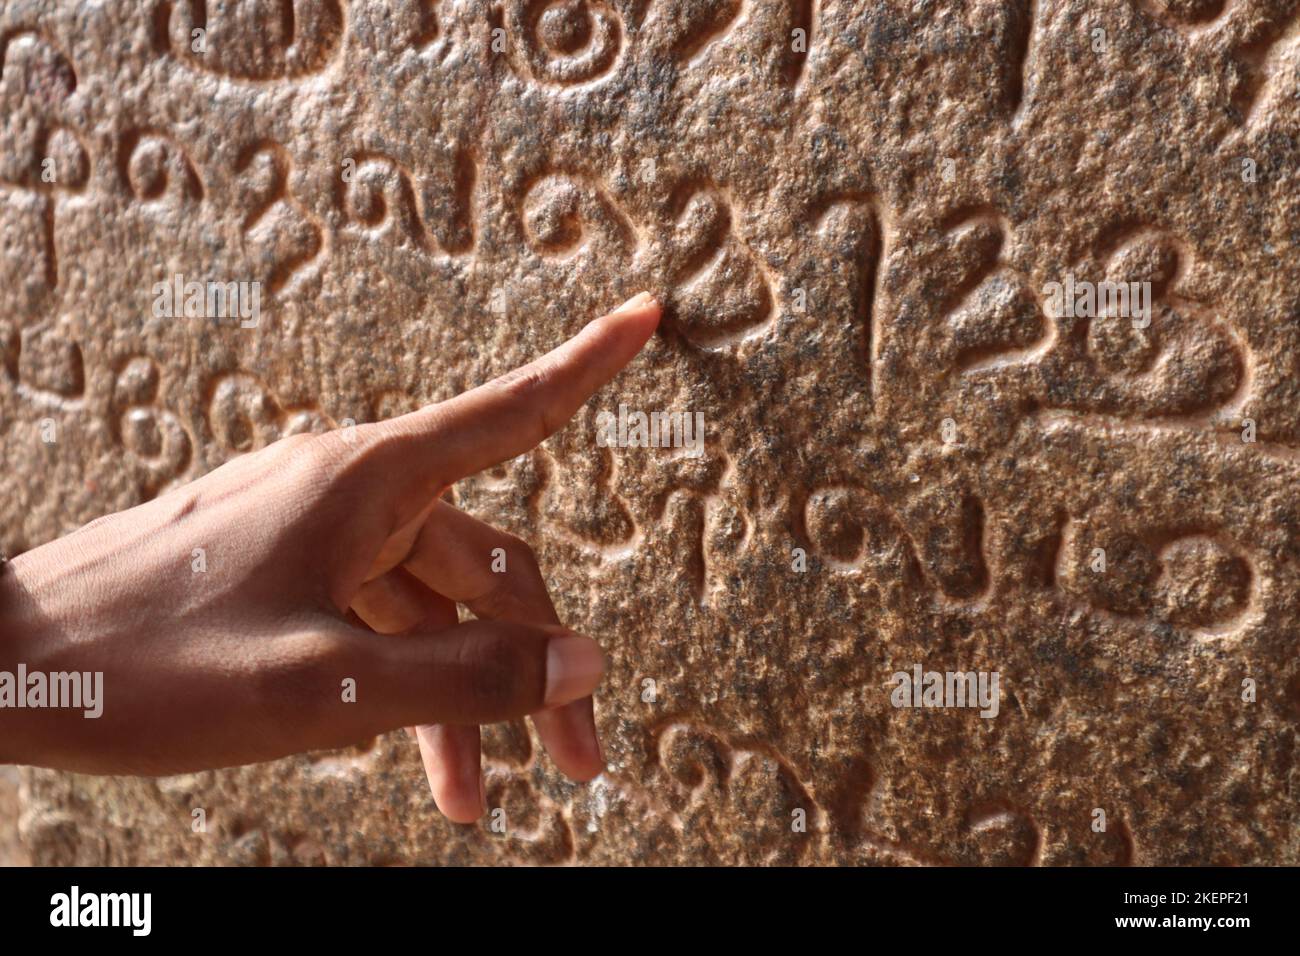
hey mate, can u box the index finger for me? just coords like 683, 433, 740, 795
376, 292, 660, 497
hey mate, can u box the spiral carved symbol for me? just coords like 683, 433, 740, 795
120, 130, 203, 203
520, 172, 632, 257
339, 153, 430, 250
511, 0, 624, 87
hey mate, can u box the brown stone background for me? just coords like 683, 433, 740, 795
2, 0, 1299, 864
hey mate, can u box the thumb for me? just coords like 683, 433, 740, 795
358, 621, 605, 727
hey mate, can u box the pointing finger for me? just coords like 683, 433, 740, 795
368, 292, 659, 517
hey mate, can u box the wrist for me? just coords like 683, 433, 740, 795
0, 550, 60, 766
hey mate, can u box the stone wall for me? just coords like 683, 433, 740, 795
3, 0, 1299, 864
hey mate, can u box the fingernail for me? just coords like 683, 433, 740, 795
545, 633, 605, 706
610, 291, 655, 314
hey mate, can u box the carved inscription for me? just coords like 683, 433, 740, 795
153, 0, 345, 81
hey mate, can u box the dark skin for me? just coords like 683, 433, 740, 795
0, 293, 662, 823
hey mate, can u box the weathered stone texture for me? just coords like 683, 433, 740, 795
2, 0, 1299, 864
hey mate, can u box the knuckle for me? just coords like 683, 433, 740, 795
473, 576, 520, 620
507, 537, 552, 598
301, 431, 351, 469
493, 366, 558, 443
505, 534, 539, 569
362, 415, 411, 450
264, 432, 327, 474
351, 413, 445, 494
473, 537, 551, 619
273, 432, 354, 498
494, 362, 552, 399
272, 431, 318, 454
273, 431, 330, 470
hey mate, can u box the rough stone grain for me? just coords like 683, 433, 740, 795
2, 0, 1299, 865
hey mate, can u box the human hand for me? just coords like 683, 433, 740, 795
0, 293, 661, 822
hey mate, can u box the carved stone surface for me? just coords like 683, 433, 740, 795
3, 0, 1299, 865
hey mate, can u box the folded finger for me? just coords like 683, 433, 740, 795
403, 500, 604, 779
350, 565, 458, 635
416, 724, 482, 824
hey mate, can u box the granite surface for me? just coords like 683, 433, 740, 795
2, 0, 1299, 864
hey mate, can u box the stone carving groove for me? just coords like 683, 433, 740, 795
2, 0, 1296, 868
